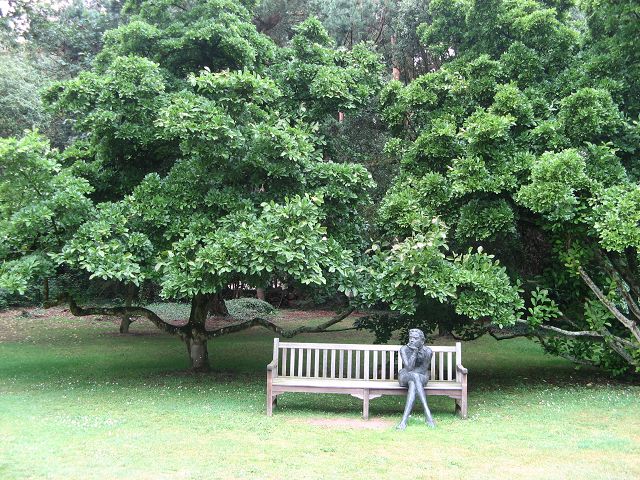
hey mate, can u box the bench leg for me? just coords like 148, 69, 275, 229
266, 375, 274, 416
455, 397, 468, 419
362, 389, 369, 420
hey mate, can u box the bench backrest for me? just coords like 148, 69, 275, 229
272, 339, 462, 382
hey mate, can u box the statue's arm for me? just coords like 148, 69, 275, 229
400, 345, 418, 370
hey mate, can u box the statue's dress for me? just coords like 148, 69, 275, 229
397, 346, 431, 387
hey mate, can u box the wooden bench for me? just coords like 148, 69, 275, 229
266, 339, 468, 419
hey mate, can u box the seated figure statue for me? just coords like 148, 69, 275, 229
397, 328, 435, 429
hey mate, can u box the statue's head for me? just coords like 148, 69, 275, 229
407, 328, 425, 348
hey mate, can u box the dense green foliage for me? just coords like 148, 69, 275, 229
2, 1, 382, 370
0, 133, 93, 295
370, 0, 640, 373
1, 0, 640, 375
226, 297, 276, 319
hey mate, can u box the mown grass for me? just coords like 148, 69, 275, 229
0, 308, 638, 480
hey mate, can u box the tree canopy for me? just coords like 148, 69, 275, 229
370, 0, 640, 373
1, 0, 640, 375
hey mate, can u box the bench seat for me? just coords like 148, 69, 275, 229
266, 339, 468, 419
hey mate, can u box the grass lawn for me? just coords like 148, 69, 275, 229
0, 306, 639, 480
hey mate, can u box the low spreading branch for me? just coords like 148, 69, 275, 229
55, 294, 188, 337
52, 294, 356, 341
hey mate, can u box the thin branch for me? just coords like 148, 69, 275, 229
605, 250, 640, 299
596, 251, 640, 321
519, 319, 605, 340
203, 307, 356, 340
578, 267, 640, 343
280, 307, 356, 337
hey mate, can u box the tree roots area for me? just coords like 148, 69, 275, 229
0, 308, 639, 480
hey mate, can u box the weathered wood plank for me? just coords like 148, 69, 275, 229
455, 342, 462, 382
390, 349, 395, 380
372, 351, 378, 380
322, 349, 328, 378
447, 351, 452, 381
339, 350, 344, 378
272, 338, 279, 378
282, 347, 287, 376
306, 349, 311, 377
314, 348, 319, 378
331, 349, 336, 378
430, 352, 436, 379
439, 352, 444, 381
355, 351, 361, 379
364, 350, 370, 380
347, 350, 353, 379
382, 350, 387, 380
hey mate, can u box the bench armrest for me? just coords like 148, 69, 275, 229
456, 364, 468, 375
267, 361, 278, 372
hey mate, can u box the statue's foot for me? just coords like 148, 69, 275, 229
396, 421, 407, 430
426, 418, 436, 428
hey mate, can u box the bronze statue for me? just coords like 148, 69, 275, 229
397, 328, 435, 429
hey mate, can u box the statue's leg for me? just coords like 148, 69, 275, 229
412, 373, 435, 427
396, 381, 417, 430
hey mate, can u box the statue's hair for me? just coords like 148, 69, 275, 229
409, 328, 425, 342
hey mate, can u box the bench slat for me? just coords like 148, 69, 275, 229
339, 350, 344, 378
306, 349, 311, 377
382, 350, 387, 380
282, 347, 287, 376
364, 350, 370, 380
373, 351, 378, 380
322, 349, 328, 378
390, 350, 395, 380
448, 352, 452, 381
356, 351, 361, 379
273, 377, 462, 390
439, 352, 444, 381
279, 341, 456, 352
314, 348, 319, 377
347, 350, 352, 379
430, 352, 435, 379
331, 349, 336, 378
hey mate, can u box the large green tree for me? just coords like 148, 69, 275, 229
7, 2, 382, 371
367, 0, 640, 373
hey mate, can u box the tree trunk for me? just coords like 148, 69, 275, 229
43, 278, 49, 303
119, 284, 137, 334
256, 288, 266, 301
207, 292, 229, 316
438, 320, 451, 338
186, 293, 213, 372
186, 336, 209, 372
391, 35, 401, 81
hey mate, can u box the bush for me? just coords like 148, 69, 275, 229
226, 298, 275, 319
